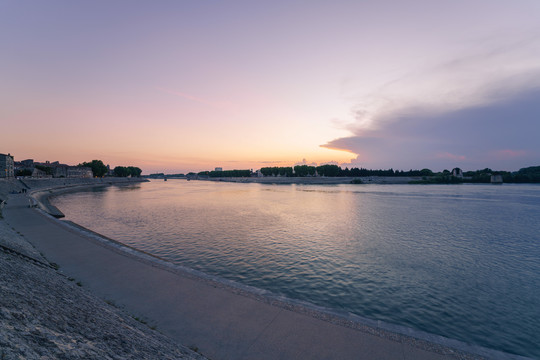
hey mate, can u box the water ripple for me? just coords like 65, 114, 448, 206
52, 181, 540, 358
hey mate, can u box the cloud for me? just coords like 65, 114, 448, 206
323, 35, 540, 171
325, 85, 540, 170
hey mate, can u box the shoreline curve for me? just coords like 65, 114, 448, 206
38, 181, 530, 360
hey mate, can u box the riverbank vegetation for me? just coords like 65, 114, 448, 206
78, 160, 142, 178
411, 166, 540, 184
197, 169, 251, 178
194, 164, 540, 183
260, 165, 435, 177
113, 166, 142, 177
79, 160, 109, 177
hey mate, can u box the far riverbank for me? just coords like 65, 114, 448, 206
196, 176, 421, 184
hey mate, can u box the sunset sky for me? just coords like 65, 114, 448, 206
2, 1, 539, 174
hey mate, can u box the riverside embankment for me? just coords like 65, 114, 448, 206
197, 176, 421, 184
3, 177, 149, 217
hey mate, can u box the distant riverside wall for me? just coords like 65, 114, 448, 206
200, 176, 422, 185
0, 177, 147, 218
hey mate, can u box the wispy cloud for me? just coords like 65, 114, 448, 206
343, 33, 540, 132
323, 33, 540, 170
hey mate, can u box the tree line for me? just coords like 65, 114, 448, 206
197, 169, 251, 178
410, 166, 540, 184
192, 164, 540, 183
79, 160, 141, 178
464, 166, 540, 183
260, 165, 435, 177
113, 166, 142, 177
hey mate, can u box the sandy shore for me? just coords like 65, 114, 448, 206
0, 178, 525, 360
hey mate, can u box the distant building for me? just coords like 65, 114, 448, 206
29, 160, 94, 179
491, 174, 503, 184
32, 167, 48, 178
67, 166, 93, 178
452, 168, 463, 178
215, 167, 223, 172
21, 159, 34, 168
53, 166, 69, 178
0, 153, 15, 178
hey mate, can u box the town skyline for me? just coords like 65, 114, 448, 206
2, 152, 539, 178
2, 1, 540, 174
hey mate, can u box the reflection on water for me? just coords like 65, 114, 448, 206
53, 181, 540, 358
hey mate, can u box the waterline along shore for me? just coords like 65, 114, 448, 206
197, 176, 421, 184
0, 178, 529, 359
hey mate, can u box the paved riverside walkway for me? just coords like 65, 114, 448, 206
4, 194, 487, 360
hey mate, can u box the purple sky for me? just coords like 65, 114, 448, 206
1, 1, 539, 173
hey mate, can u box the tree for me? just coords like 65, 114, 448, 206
16, 169, 33, 177
113, 166, 129, 177
316, 164, 340, 177
294, 165, 316, 177
79, 160, 108, 177
35, 165, 53, 176
209, 169, 251, 177
114, 166, 142, 177
127, 166, 142, 177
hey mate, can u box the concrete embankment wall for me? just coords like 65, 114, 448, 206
1, 177, 147, 218
21, 177, 147, 190
2, 177, 143, 198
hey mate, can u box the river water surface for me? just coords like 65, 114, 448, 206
52, 180, 540, 358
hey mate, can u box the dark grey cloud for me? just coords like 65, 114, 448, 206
324, 86, 540, 171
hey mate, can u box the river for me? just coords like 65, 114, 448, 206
52, 180, 540, 358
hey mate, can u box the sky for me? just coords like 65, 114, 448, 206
1, 0, 539, 174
